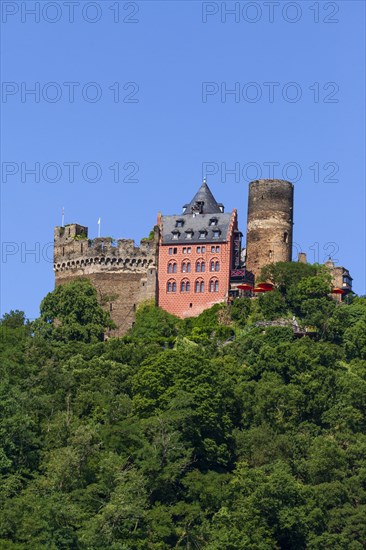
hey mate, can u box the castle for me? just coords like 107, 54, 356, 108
54, 179, 353, 335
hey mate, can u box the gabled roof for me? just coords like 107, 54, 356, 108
182, 181, 223, 214
160, 213, 231, 245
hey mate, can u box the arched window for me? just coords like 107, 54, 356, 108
209, 278, 219, 292
167, 279, 177, 293
181, 279, 191, 292
210, 258, 220, 272
195, 279, 204, 293
182, 260, 191, 273
196, 258, 204, 272
283, 232, 288, 243
168, 261, 177, 274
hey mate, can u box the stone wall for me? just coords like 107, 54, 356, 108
246, 179, 294, 278
54, 224, 159, 336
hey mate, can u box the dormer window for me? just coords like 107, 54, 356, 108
176, 219, 184, 228
212, 229, 221, 238
199, 230, 207, 239
172, 230, 180, 240
209, 218, 218, 226
185, 230, 194, 239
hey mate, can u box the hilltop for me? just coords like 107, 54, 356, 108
0, 262, 365, 549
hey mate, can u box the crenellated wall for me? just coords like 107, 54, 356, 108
54, 224, 159, 336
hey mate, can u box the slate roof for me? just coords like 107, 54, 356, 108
182, 181, 224, 214
161, 181, 231, 245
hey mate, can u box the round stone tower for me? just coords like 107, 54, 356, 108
245, 179, 294, 278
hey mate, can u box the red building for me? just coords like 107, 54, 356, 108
157, 180, 250, 318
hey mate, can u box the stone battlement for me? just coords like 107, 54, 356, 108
54, 224, 158, 274
53, 223, 159, 336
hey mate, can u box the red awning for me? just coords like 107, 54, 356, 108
237, 284, 253, 291
256, 282, 274, 291
332, 288, 345, 295
253, 287, 269, 293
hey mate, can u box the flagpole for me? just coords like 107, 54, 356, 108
98, 218, 101, 238
62, 207, 65, 227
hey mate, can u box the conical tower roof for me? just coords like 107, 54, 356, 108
183, 180, 223, 214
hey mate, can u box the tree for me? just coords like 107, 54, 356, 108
33, 279, 115, 343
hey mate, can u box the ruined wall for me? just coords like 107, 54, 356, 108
246, 179, 294, 278
54, 224, 158, 336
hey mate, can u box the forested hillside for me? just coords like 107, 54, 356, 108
1, 263, 366, 549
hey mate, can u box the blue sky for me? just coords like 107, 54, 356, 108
1, 0, 365, 319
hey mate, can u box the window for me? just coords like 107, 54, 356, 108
168, 262, 177, 274
210, 259, 220, 272
182, 261, 191, 273
62, 246, 65, 256
181, 279, 191, 292
187, 247, 191, 253
216, 246, 220, 253
169, 247, 173, 255
201, 246, 206, 253
213, 230, 221, 238
196, 260, 205, 272
197, 246, 201, 253
183, 247, 187, 254
176, 219, 184, 228
167, 280, 177, 293
186, 231, 193, 240
80, 243, 83, 253
209, 218, 218, 226
209, 278, 219, 292
199, 230, 207, 239
269, 250, 273, 259
283, 232, 288, 243
195, 279, 205, 293
172, 230, 180, 240
212, 245, 220, 253
109, 303, 113, 311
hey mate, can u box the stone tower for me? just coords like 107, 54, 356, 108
245, 179, 294, 278
54, 223, 159, 336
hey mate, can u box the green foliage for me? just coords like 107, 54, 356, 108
33, 279, 115, 343
1, 275, 366, 548
260, 261, 318, 290
129, 302, 181, 344
258, 289, 288, 320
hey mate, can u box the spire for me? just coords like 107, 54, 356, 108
183, 179, 224, 214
